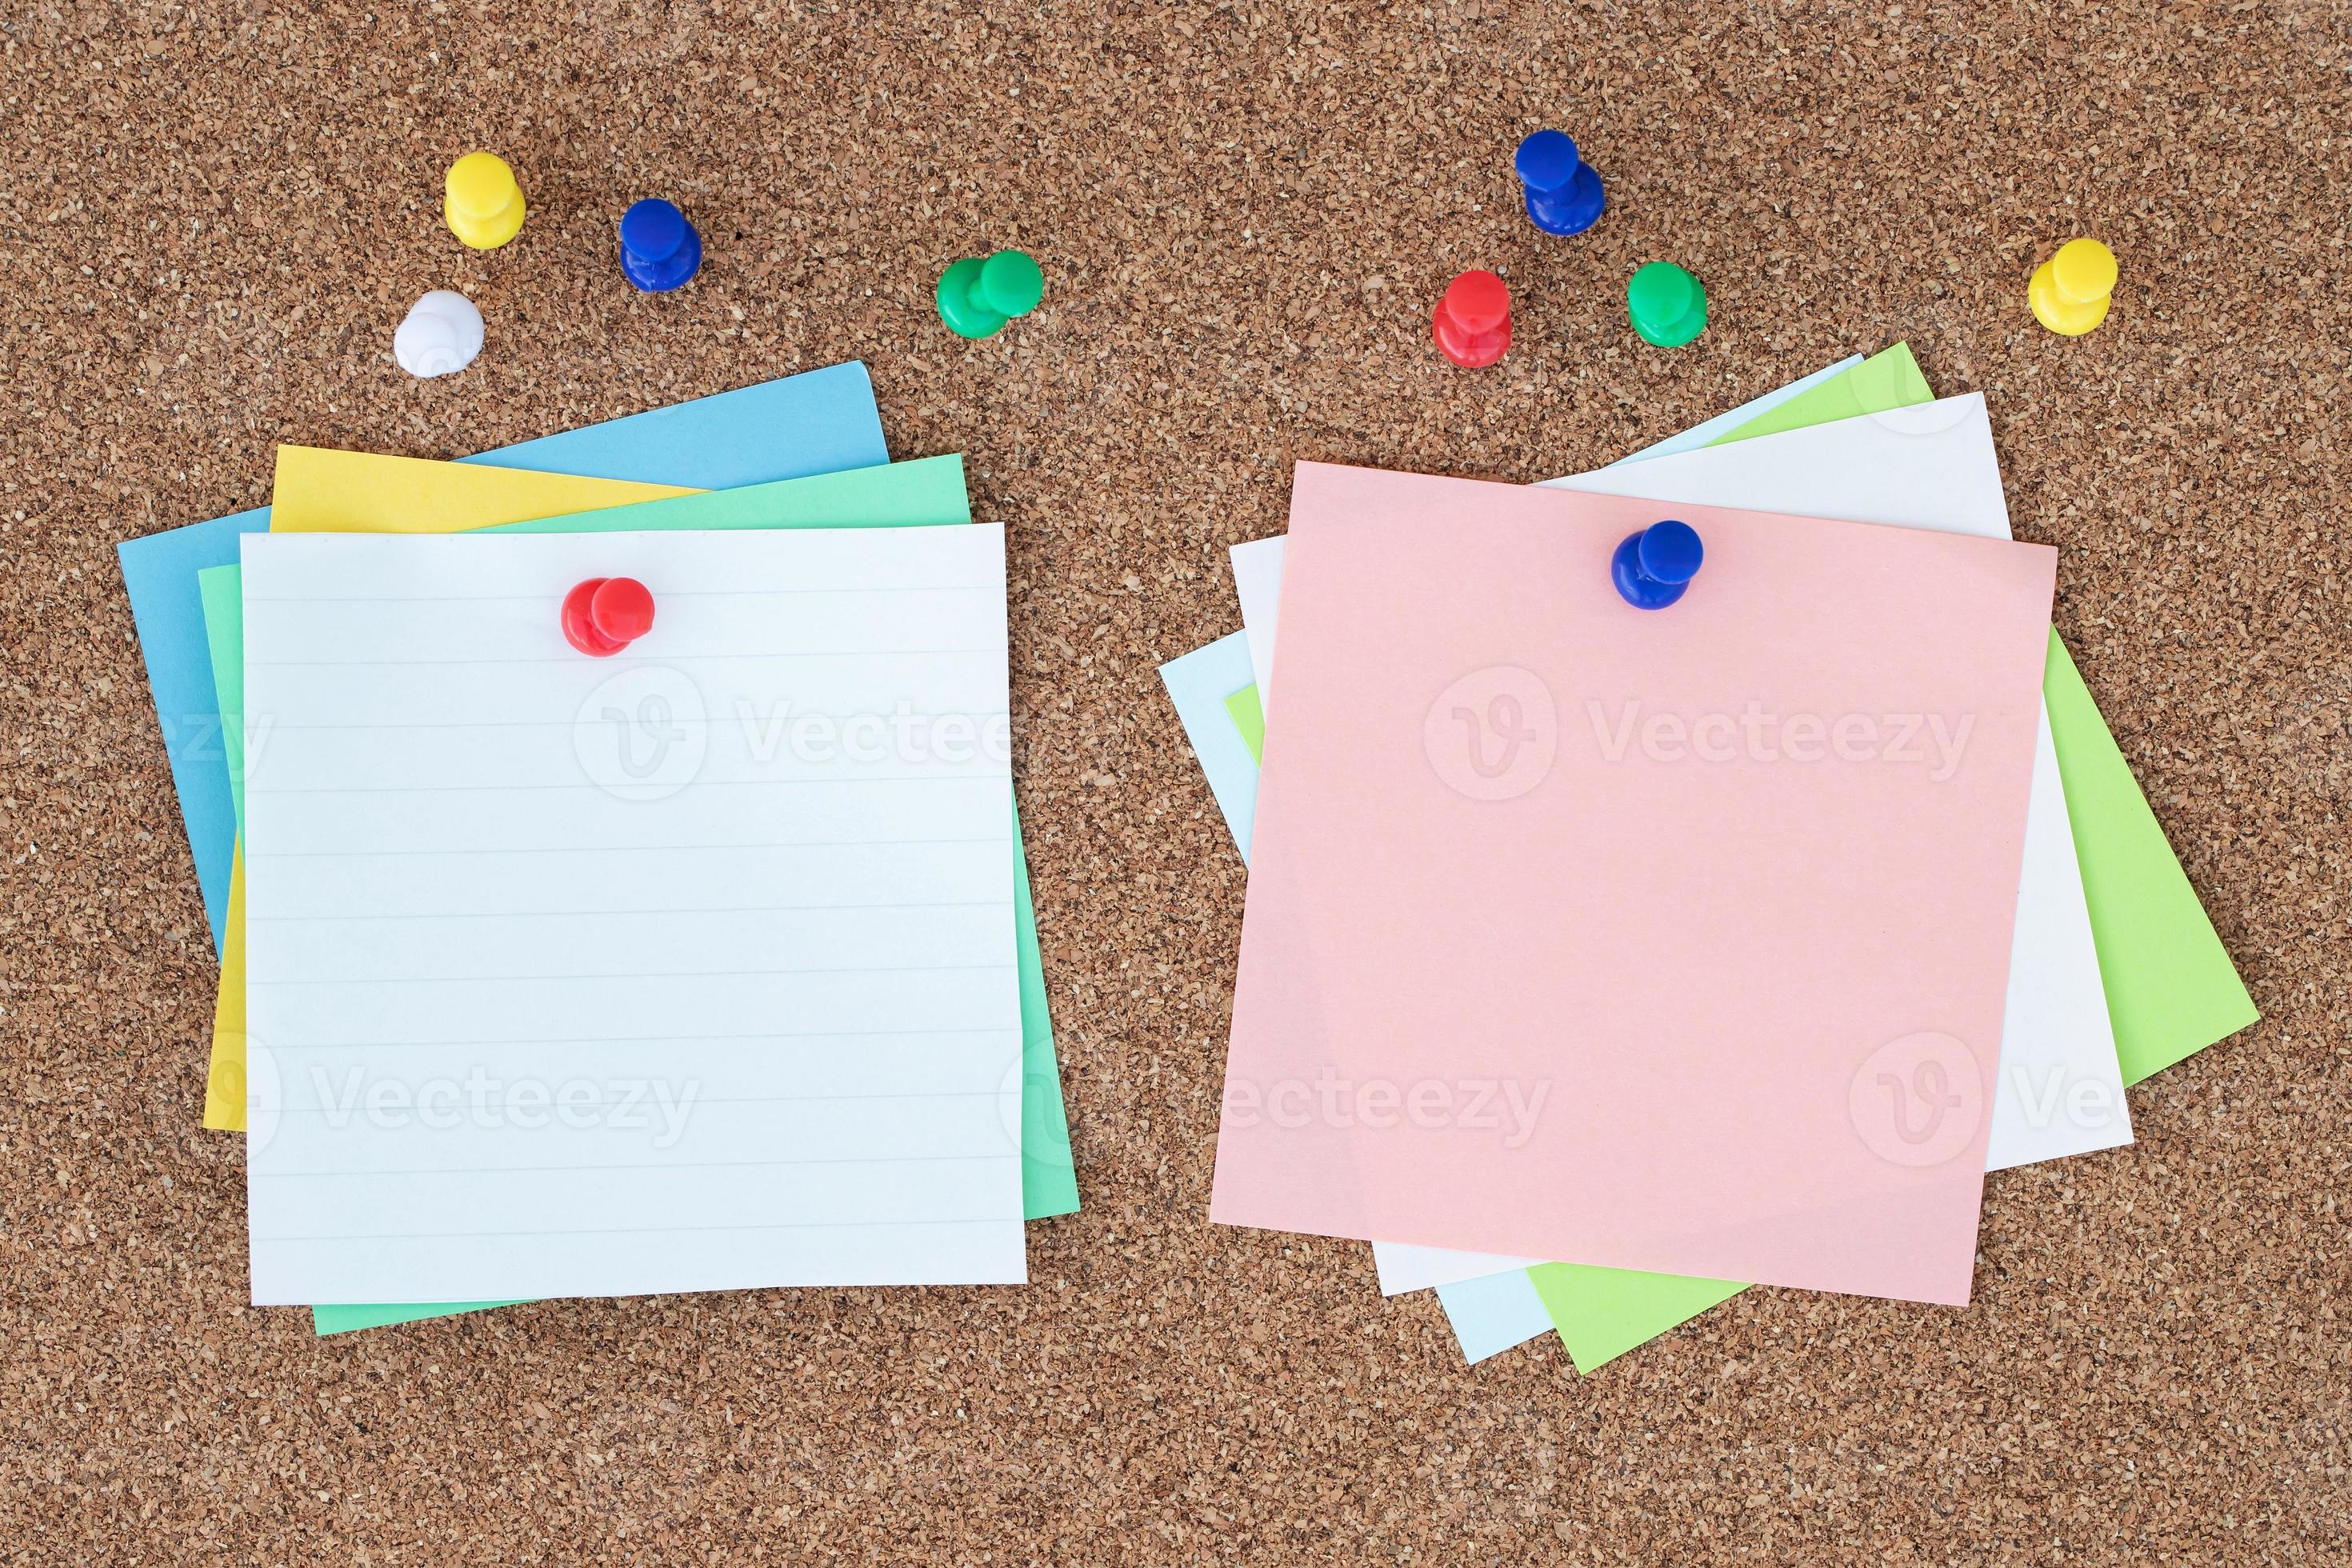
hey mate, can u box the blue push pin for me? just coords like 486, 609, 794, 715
1515, 130, 1605, 237
618, 199, 702, 293
1612, 520, 1703, 610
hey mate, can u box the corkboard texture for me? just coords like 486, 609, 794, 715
4, 1, 2348, 1562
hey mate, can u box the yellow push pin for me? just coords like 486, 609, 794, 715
2029, 238, 2117, 337
445, 151, 526, 250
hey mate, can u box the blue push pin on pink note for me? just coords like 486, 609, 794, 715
1612, 519, 1703, 610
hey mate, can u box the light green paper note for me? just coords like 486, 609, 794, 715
1705, 342, 1931, 446
1224, 685, 1266, 765
203, 454, 1078, 1335
1526, 1262, 1746, 1374
2042, 630, 2258, 1081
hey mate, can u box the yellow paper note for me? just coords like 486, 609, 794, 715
201, 454, 710, 1114
201, 842, 249, 1129
270, 446, 696, 532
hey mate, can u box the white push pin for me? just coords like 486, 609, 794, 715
393, 290, 484, 378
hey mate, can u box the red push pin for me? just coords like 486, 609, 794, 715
1434, 269, 1511, 368
561, 577, 656, 657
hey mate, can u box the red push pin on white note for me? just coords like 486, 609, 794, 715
562, 577, 656, 657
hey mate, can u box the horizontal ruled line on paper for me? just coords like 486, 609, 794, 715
250, 962, 1019, 987
254, 1215, 1014, 1244
247, 775, 998, 797
248, 647, 1002, 668
269, 1090, 1013, 1116
245, 584, 1003, 604
246, 835, 1014, 860
252, 1026, 1018, 1052
255, 1151, 1014, 1179
239, 712, 1013, 734
248, 899, 1008, 923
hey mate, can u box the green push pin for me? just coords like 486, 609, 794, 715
1626, 261, 1707, 347
935, 249, 1044, 339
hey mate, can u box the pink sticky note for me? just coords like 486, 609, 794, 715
1209, 462, 2058, 1305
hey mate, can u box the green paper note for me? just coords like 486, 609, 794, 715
1706, 342, 1932, 446
1223, 684, 1266, 765
2042, 630, 2258, 1081
202, 454, 1078, 1336
1527, 1263, 1746, 1374
489, 454, 972, 534
306, 1299, 530, 1334
1013, 833, 1078, 1195
198, 568, 246, 824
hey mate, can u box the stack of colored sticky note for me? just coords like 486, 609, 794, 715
1162, 344, 2255, 1370
120, 362, 1078, 1330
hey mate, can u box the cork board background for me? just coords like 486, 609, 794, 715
5, 1, 2348, 1561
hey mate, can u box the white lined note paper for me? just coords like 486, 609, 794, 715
242, 526, 1026, 1303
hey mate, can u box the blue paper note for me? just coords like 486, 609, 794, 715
1156, 632, 1263, 861
1435, 1270, 1554, 1365
117, 362, 887, 946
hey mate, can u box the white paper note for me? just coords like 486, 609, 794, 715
1374, 1243, 1543, 1295
1230, 541, 1286, 714
242, 526, 1027, 1304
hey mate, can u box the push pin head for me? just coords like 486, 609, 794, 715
935, 250, 1045, 338
1627, 261, 1707, 347
445, 151, 526, 250
1612, 520, 1704, 610
1433, 269, 1511, 368
393, 290, 484, 378
562, 577, 656, 657
618, 199, 703, 293
2029, 238, 2117, 337
1514, 130, 1605, 237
